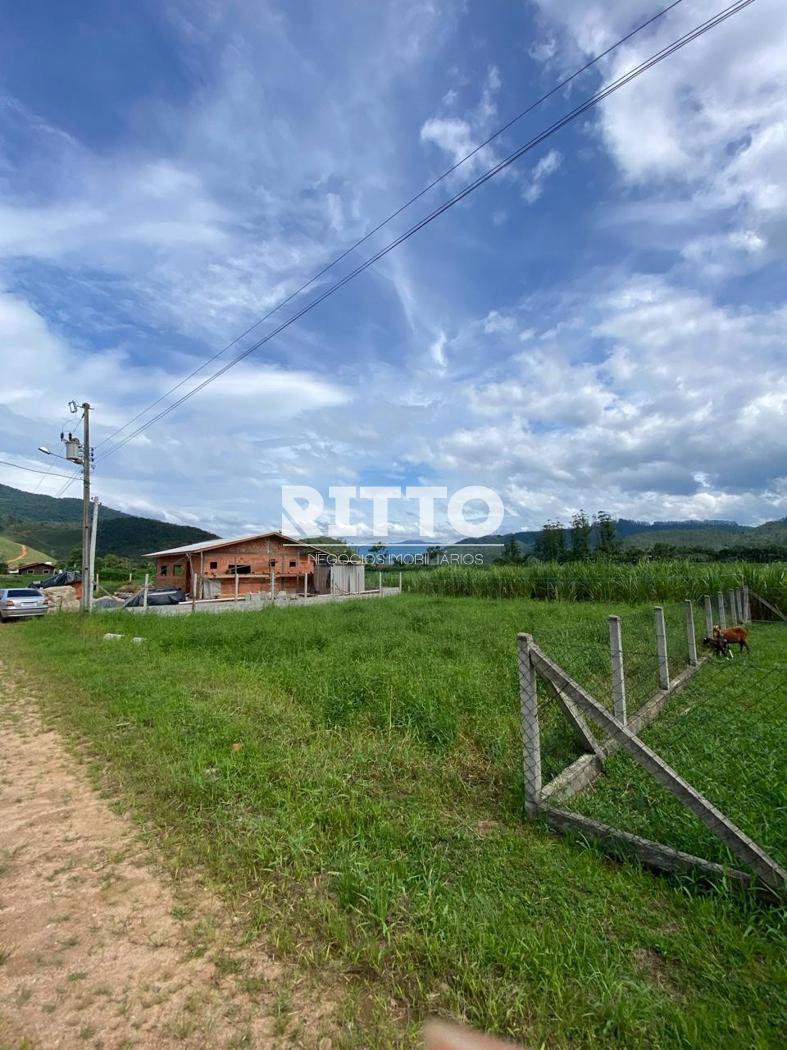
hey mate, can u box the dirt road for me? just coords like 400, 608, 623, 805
0, 658, 330, 1049
7, 544, 28, 565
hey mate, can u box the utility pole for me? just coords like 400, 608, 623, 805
88, 497, 100, 610
62, 401, 93, 612
81, 403, 91, 611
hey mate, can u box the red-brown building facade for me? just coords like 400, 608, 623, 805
145, 532, 330, 598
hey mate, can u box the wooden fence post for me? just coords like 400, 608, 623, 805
655, 606, 670, 690
717, 591, 726, 629
399, 571, 403, 593
703, 594, 713, 637
378, 571, 383, 595
608, 615, 627, 724
517, 633, 542, 818
143, 573, 149, 613
742, 584, 750, 624
528, 644, 787, 892
685, 599, 698, 666
728, 588, 738, 625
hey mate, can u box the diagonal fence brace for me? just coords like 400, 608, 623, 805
542, 677, 605, 763
529, 643, 787, 891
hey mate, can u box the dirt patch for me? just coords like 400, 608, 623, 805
632, 947, 682, 998
0, 661, 334, 1048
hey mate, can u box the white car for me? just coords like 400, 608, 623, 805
0, 587, 49, 621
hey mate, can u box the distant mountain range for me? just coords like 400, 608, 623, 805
460, 516, 787, 555
0, 483, 217, 562
2, 480, 785, 565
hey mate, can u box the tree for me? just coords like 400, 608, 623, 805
369, 542, 388, 564
570, 510, 592, 560
67, 545, 82, 568
0, 561, 7, 575
496, 535, 523, 564
425, 545, 443, 564
534, 520, 566, 561
95, 553, 134, 578
594, 510, 619, 556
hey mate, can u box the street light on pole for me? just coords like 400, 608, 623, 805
38, 446, 68, 460
43, 403, 94, 611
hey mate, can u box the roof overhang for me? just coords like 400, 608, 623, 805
144, 531, 331, 559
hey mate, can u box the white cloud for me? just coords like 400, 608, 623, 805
530, 0, 787, 262
420, 64, 505, 178
482, 310, 517, 335
420, 116, 478, 166
522, 148, 562, 204
430, 330, 448, 369
418, 274, 787, 523
2, 1, 785, 538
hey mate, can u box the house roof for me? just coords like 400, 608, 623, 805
144, 531, 330, 559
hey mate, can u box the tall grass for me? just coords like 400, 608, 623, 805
3, 596, 785, 1048
390, 560, 787, 605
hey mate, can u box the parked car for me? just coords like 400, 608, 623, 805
0, 587, 49, 621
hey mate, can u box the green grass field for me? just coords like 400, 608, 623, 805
564, 624, 787, 870
1, 595, 785, 1048
0, 534, 54, 567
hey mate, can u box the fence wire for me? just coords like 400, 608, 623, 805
535, 599, 711, 784
521, 587, 786, 888
563, 632, 787, 873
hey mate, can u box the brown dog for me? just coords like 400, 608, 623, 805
713, 625, 750, 653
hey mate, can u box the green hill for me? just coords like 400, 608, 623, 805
458, 516, 787, 561
0, 482, 218, 562
0, 535, 54, 567
0, 483, 127, 525
622, 520, 787, 550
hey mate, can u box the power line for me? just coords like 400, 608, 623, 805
52, 409, 87, 497
0, 458, 80, 482
93, 0, 686, 456
96, 0, 754, 466
33, 413, 73, 493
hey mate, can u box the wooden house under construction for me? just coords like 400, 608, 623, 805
145, 532, 364, 599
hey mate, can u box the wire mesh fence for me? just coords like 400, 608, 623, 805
529, 600, 703, 782
517, 586, 786, 894
564, 628, 787, 874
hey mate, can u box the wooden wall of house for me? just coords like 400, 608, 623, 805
154, 536, 318, 596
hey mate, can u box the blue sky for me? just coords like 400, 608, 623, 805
1, 0, 786, 540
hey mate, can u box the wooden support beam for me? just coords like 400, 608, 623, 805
540, 658, 704, 801
685, 599, 698, 666
541, 754, 602, 802
542, 678, 605, 762
517, 633, 542, 817
538, 806, 755, 891
704, 594, 714, 637
717, 591, 727, 629
608, 615, 627, 724
748, 589, 787, 623
655, 606, 669, 690
529, 644, 787, 891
